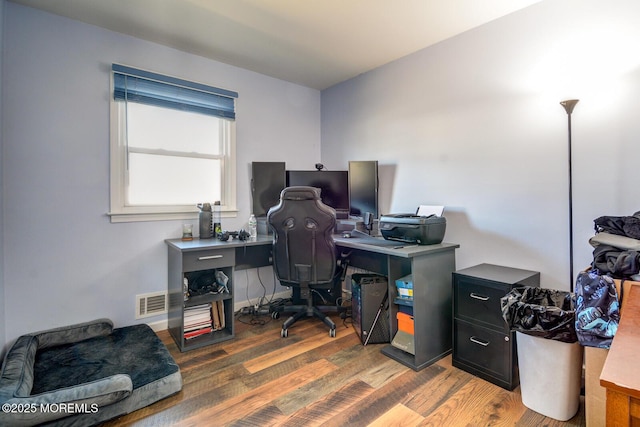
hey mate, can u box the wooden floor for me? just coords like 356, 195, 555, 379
103, 314, 586, 427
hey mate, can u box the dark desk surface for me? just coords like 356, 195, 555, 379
166, 234, 459, 258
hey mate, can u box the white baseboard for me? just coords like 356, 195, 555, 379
147, 319, 168, 332
233, 289, 292, 312
145, 289, 292, 333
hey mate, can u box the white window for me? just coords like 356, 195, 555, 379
109, 65, 238, 222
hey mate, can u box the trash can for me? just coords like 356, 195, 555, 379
501, 287, 583, 421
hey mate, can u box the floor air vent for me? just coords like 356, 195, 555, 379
136, 291, 168, 319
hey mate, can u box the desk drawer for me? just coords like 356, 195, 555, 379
453, 319, 515, 387
183, 248, 235, 272
455, 276, 508, 329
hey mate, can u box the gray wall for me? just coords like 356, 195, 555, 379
2, 3, 320, 344
4, 0, 640, 346
0, 0, 6, 350
321, 0, 640, 289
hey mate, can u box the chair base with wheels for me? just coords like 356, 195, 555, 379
272, 262, 347, 337
273, 269, 341, 337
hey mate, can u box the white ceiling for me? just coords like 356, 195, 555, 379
9, 0, 542, 90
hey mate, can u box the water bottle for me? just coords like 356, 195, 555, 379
248, 214, 257, 240
197, 203, 213, 239
213, 201, 222, 237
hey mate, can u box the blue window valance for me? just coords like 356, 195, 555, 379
112, 64, 237, 120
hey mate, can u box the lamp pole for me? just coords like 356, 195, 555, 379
560, 99, 579, 292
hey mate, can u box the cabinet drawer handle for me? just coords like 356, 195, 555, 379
470, 293, 490, 301
470, 336, 490, 347
198, 255, 223, 261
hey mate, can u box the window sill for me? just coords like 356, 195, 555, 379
108, 208, 238, 223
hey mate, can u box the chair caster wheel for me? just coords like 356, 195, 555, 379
272, 311, 280, 319
281, 328, 288, 338
329, 329, 336, 338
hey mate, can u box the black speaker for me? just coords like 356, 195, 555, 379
251, 162, 286, 217
351, 274, 389, 345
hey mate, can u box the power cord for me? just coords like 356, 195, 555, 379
339, 296, 353, 328
235, 302, 272, 325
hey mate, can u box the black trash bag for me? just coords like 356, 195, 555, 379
501, 287, 578, 343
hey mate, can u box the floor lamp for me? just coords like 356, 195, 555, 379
560, 99, 579, 292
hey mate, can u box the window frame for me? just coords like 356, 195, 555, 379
108, 66, 237, 223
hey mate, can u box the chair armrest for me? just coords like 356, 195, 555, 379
0, 374, 132, 426
32, 319, 114, 349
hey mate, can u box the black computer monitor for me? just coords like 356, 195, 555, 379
349, 160, 379, 219
251, 162, 286, 216
286, 170, 349, 213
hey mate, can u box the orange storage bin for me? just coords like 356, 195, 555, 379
397, 312, 414, 335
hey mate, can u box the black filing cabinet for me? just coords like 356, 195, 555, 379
452, 263, 540, 390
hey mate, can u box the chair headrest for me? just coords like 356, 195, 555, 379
281, 186, 321, 201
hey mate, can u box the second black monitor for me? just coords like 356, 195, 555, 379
252, 162, 286, 217
349, 160, 379, 219
286, 170, 349, 214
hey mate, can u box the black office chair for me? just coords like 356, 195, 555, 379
267, 186, 347, 338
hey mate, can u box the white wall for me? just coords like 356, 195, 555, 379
2, 3, 321, 344
0, 0, 6, 350
321, 0, 640, 289
5, 0, 640, 347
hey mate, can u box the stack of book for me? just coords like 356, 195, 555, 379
184, 303, 213, 339
183, 301, 226, 340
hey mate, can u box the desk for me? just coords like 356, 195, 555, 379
166, 236, 273, 351
336, 237, 459, 370
166, 235, 459, 367
600, 284, 640, 426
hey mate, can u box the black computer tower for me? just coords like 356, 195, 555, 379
351, 273, 389, 345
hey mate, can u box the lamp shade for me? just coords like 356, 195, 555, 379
560, 99, 579, 115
